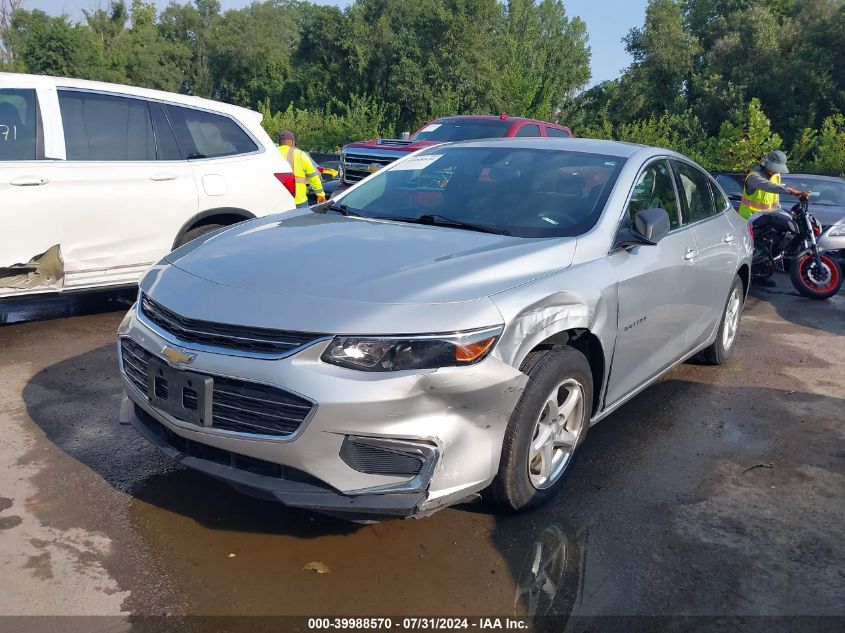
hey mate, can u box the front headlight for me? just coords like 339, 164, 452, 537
829, 224, 845, 237
321, 327, 502, 372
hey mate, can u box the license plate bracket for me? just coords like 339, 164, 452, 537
147, 359, 213, 426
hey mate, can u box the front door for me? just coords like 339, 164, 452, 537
605, 158, 699, 406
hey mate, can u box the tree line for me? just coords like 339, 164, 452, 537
1, 0, 844, 175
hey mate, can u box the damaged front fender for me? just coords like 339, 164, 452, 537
0, 244, 63, 290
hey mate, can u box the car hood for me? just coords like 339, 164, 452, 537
165, 212, 575, 305
809, 204, 845, 227
343, 139, 437, 152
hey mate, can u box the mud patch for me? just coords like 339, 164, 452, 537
23, 550, 54, 580
0, 514, 22, 530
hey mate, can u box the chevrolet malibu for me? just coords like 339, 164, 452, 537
117, 138, 753, 520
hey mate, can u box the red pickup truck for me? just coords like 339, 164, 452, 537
338, 114, 572, 188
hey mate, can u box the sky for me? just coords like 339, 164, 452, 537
25, 0, 647, 86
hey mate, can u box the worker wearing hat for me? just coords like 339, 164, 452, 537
278, 130, 326, 207
738, 150, 809, 220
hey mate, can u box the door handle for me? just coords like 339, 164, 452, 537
723, 233, 735, 243
150, 172, 177, 181
684, 248, 697, 261
10, 176, 49, 187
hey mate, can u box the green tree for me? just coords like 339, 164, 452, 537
712, 97, 782, 171
7, 9, 112, 79
158, 0, 221, 97
621, 0, 698, 119
495, 0, 591, 120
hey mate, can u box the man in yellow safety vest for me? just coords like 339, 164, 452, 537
738, 150, 808, 220
278, 130, 326, 207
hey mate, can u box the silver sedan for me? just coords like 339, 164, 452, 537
117, 138, 753, 520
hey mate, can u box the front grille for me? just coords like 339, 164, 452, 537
133, 404, 326, 486
121, 338, 314, 438
340, 439, 424, 477
140, 294, 324, 356
341, 152, 399, 183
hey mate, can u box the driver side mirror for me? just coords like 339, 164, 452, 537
615, 207, 671, 249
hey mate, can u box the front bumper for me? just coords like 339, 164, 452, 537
117, 306, 526, 518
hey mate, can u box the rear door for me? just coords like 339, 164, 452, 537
48, 89, 197, 288
605, 158, 700, 405
672, 160, 739, 349
164, 104, 279, 216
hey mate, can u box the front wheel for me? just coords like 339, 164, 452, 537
790, 253, 842, 300
488, 347, 593, 512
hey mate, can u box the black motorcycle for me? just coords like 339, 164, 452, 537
750, 197, 843, 300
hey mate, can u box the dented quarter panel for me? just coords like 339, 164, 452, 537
490, 251, 619, 413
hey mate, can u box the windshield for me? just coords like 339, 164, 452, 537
333, 146, 625, 238
782, 177, 845, 207
411, 119, 512, 142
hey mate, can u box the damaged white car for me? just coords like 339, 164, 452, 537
0, 73, 296, 298
117, 139, 753, 520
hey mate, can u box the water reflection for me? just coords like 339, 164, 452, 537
512, 522, 586, 629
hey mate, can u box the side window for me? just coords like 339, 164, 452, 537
149, 102, 182, 160
0, 88, 38, 161
165, 105, 258, 159
710, 179, 730, 212
715, 173, 742, 198
673, 161, 717, 222
59, 90, 155, 161
546, 127, 571, 138
627, 159, 681, 229
515, 124, 541, 138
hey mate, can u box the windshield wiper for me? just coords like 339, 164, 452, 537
325, 202, 361, 217
417, 214, 508, 235
369, 213, 507, 235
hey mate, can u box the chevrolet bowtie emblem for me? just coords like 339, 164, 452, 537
367, 164, 381, 173
161, 346, 196, 366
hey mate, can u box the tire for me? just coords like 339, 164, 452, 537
789, 253, 843, 300
696, 275, 744, 365
175, 223, 225, 248
488, 346, 593, 512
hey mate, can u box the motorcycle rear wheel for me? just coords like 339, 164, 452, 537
790, 253, 843, 300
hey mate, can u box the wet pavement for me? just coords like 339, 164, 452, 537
0, 276, 843, 627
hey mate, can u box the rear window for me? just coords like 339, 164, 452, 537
715, 174, 743, 197
165, 105, 258, 159
0, 88, 38, 161
410, 119, 512, 142
546, 127, 571, 138
337, 146, 625, 238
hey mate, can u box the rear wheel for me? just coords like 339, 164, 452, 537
488, 347, 592, 512
790, 253, 842, 300
175, 223, 225, 248
697, 275, 744, 365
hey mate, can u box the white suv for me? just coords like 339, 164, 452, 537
0, 73, 296, 298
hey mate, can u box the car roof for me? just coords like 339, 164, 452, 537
0, 72, 260, 121
782, 173, 845, 183
437, 136, 653, 158
713, 171, 845, 184
433, 114, 568, 127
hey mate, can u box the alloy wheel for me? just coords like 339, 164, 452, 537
722, 286, 741, 351
527, 378, 585, 490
